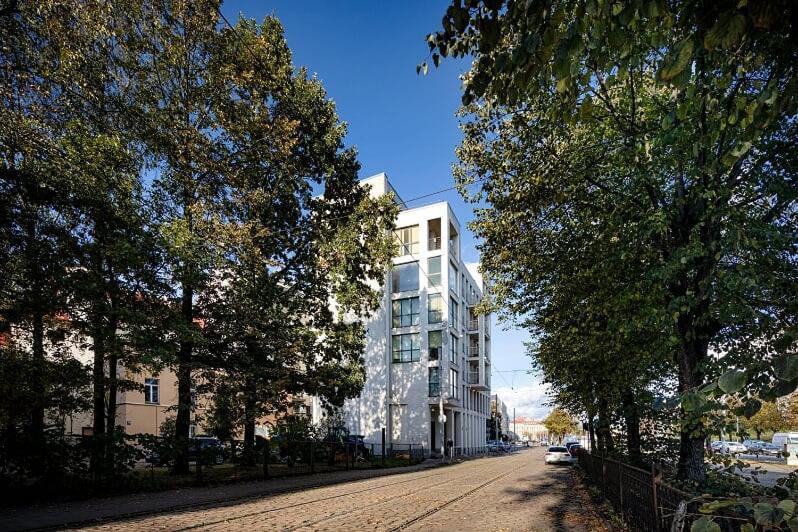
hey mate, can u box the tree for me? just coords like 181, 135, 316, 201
747, 401, 784, 440
428, 0, 798, 484
543, 408, 577, 444
195, 15, 396, 463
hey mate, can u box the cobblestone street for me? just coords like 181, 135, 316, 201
61, 448, 608, 531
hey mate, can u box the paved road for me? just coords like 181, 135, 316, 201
70, 448, 607, 531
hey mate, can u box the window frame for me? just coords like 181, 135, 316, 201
392, 333, 421, 363
392, 261, 419, 293
144, 377, 159, 404
392, 296, 420, 328
428, 293, 443, 323
428, 330, 442, 361
394, 225, 419, 256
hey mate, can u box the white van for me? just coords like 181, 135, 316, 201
771, 433, 798, 449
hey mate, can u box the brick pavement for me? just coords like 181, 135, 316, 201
50, 448, 610, 531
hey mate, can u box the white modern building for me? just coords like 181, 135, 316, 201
342, 173, 492, 456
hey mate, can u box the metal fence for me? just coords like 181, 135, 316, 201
576, 450, 704, 532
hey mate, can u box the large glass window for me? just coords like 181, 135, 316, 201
144, 378, 159, 404
428, 256, 441, 286
449, 262, 458, 293
449, 332, 458, 363
392, 262, 419, 293
428, 293, 443, 323
449, 368, 458, 399
392, 333, 420, 363
392, 297, 419, 328
428, 330, 442, 361
428, 367, 441, 397
394, 225, 419, 256
449, 297, 458, 328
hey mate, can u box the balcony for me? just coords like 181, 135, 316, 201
468, 371, 489, 390
467, 346, 480, 358
428, 236, 441, 250
428, 382, 440, 397
467, 318, 479, 331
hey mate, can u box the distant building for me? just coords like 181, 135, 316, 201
490, 394, 509, 438
510, 416, 549, 443
341, 173, 492, 455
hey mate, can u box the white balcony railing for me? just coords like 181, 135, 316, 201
468, 346, 480, 357
467, 319, 479, 331
428, 236, 441, 251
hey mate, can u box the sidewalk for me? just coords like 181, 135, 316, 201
0, 459, 447, 531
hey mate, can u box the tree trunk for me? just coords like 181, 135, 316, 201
105, 311, 119, 475
30, 310, 45, 444
623, 391, 642, 465
597, 399, 614, 455
91, 311, 106, 475
242, 371, 257, 465
676, 330, 708, 484
173, 284, 193, 474
587, 416, 596, 453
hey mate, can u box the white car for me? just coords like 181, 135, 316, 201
545, 446, 574, 464
720, 441, 747, 455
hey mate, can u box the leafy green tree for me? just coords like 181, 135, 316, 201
746, 401, 784, 440
429, 0, 798, 483
543, 408, 577, 444
198, 15, 396, 463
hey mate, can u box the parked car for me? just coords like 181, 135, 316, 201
772, 433, 798, 449
567, 444, 582, 458
487, 439, 509, 452
742, 439, 765, 453
719, 441, 747, 455
545, 446, 573, 464
710, 440, 724, 452
759, 443, 783, 457
565, 441, 580, 451
145, 436, 226, 466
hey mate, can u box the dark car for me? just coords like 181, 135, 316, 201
190, 436, 226, 464
145, 436, 225, 466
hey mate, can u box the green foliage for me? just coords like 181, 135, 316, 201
428, 0, 798, 484
543, 408, 577, 441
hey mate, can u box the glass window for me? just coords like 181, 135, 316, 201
428, 293, 443, 323
392, 262, 419, 293
449, 332, 457, 363
449, 297, 458, 328
449, 262, 458, 293
428, 256, 441, 287
392, 297, 419, 328
428, 367, 440, 397
144, 378, 159, 404
450, 368, 458, 399
394, 225, 419, 256
428, 330, 442, 360
392, 333, 420, 363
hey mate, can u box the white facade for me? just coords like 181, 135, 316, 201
342, 173, 492, 455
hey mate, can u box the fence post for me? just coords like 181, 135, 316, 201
263, 438, 270, 479
651, 463, 660, 532
619, 459, 624, 515
601, 453, 606, 490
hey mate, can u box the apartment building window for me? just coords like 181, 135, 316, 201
144, 378, 159, 404
428, 293, 443, 323
428, 256, 441, 286
449, 332, 457, 364
392, 297, 419, 328
394, 225, 419, 256
392, 333, 420, 363
450, 368, 458, 399
428, 330, 442, 360
449, 262, 458, 293
449, 297, 458, 328
392, 262, 419, 293
428, 367, 441, 397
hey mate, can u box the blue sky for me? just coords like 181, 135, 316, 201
222, 0, 549, 419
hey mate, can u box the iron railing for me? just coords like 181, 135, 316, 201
576, 450, 721, 532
